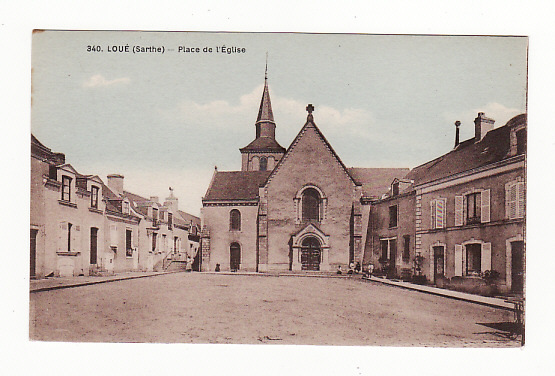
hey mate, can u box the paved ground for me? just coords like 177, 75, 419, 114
29, 273, 519, 346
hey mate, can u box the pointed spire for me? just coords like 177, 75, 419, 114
256, 57, 275, 126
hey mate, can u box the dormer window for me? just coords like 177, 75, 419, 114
61, 176, 71, 201
392, 182, 399, 196
516, 129, 526, 155
123, 201, 130, 215
90, 186, 99, 208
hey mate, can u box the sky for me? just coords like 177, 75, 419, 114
31, 31, 528, 216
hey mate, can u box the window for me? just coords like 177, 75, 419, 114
174, 236, 178, 253
90, 186, 99, 208
126, 229, 133, 257
389, 205, 398, 228
466, 243, 482, 276
151, 232, 157, 252
260, 157, 268, 171
516, 129, 526, 155
168, 213, 173, 230
302, 188, 320, 222
466, 192, 481, 224
506, 181, 525, 219
392, 182, 399, 196
67, 223, 72, 252
123, 201, 130, 215
379, 238, 397, 262
152, 207, 159, 225
61, 175, 72, 201
230, 209, 241, 231
430, 198, 446, 229
48, 164, 57, 180
403, 235, 410, 261
455, 190, 490, 226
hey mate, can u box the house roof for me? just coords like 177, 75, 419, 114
203, 171, 271, 201
177, 210, 201, 227
406, 113, 526, 186
348, 167, 411, 199
239, 136, 286, 152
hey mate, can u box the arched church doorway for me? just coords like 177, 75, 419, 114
301, 237, 321, 271
230, 242, 241, 272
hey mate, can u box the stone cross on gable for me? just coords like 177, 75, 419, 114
306, 104, 314, 114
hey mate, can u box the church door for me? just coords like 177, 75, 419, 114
230, 243, 241, 272
301, 237, 321, 271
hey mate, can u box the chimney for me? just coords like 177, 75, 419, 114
107, 174, 124, 196
474, 112, 495, 142
454, 120, 461, 147
150, 196, 159, 204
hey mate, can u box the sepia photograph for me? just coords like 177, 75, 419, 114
29, 30, 527, 347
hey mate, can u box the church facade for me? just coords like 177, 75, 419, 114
200, 77, 408, 272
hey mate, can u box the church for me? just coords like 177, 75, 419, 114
200, 75, 408, 272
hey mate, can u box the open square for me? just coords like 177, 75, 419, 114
30, 273, 518, 346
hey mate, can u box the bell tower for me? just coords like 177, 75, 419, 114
240, 63, 286, 171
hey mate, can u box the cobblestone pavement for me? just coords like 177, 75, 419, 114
30, 273, 520, 346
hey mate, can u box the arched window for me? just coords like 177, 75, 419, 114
259, 157, 268, 171
229, 209, 241, 231
302, 188, 320, 222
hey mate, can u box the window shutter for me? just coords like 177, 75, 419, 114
455, 244, 463, 276
517, 182, 525, 218
110, 224, 118, 247
437, 198, 446, 228
481, 242, 492, 273
58, 222, 67, 253
455, 196, 463, 226
71, 225, 81, 253
481, 189, 491, 223
430, 200, 435, 229
507, 183, 517, 219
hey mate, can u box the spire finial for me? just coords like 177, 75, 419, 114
265, 52, 268, 80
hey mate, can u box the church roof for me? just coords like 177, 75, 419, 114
256, 77, 275, 125
239, 136, 286, 152
203, 171, 271, 201
406, 113, 526, 186
348, 167, 411, 199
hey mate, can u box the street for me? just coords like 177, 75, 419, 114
30, 273, 518, 346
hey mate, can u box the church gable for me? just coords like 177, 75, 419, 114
265, 114, 358, 191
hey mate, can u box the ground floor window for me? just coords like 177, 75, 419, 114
466, 243, 482, 276
126, 229, 133, 257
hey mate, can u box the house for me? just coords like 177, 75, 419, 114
200, 76, 407, 272
362, 112, 526, 294
31, 135, 201, 278
31, 135, 106, 278
409, 113, 526, 293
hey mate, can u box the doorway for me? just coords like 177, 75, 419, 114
90, 227, 98, 265
301, 237, 321, 271
30, 229, 38, 278
230, 242, 241, 271
433, 245, 445, 281
511, 241, 524, 293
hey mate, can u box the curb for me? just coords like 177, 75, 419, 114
30, 271, 184, 293
365, 276, 515, 311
